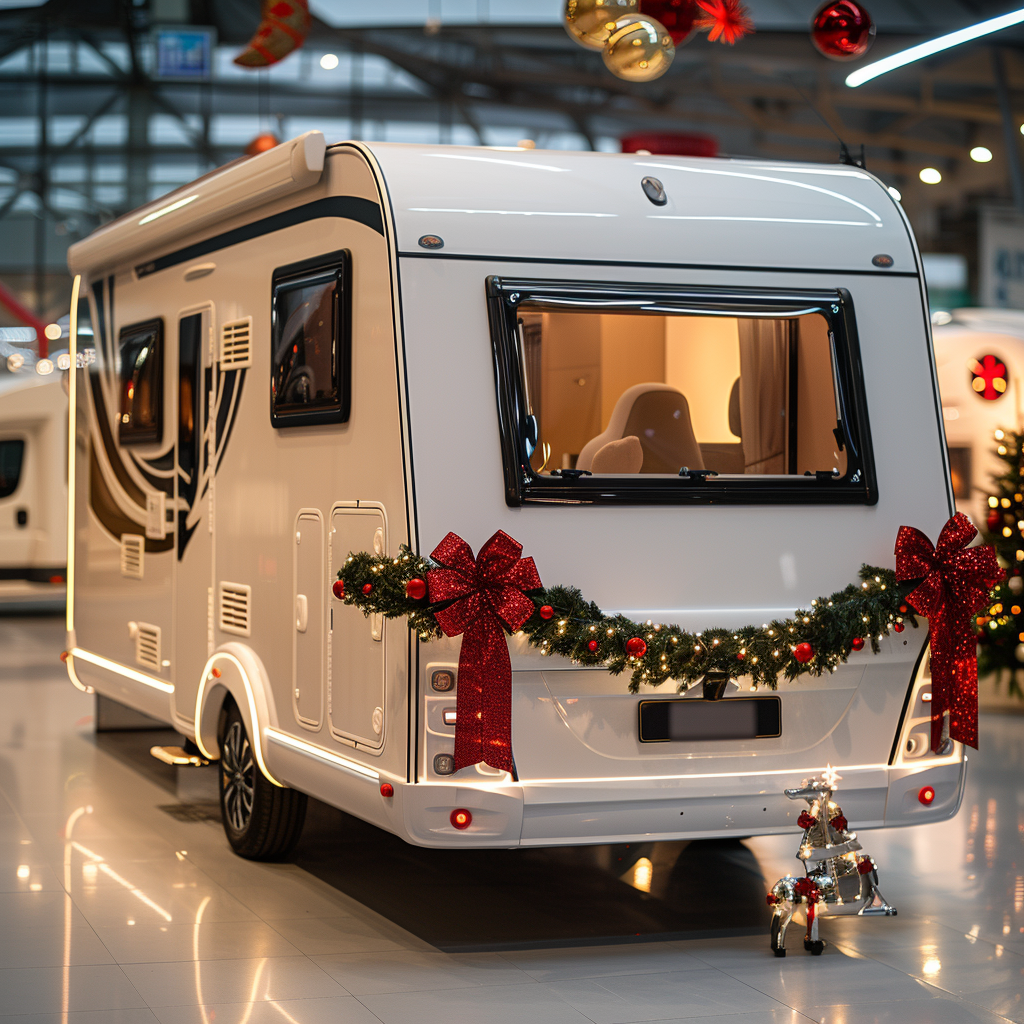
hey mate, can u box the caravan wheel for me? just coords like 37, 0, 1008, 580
219, 702, 307, 860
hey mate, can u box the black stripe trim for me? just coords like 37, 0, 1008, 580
397, 250, 920, 278
135, 196, 384, 278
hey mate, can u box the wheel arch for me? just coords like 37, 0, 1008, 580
195, 642, 285, 787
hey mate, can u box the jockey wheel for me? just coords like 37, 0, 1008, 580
804, 938, 826, 955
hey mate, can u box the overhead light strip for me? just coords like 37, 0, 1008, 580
847, 8, 1024, 88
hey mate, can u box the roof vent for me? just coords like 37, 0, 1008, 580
120, 534, 144, 579
135, 622, 161, 670
218, 581, 251, 637
220, 317, 252, 369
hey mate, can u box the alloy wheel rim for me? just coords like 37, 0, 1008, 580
221, 720, 254, 832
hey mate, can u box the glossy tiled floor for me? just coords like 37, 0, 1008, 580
3, 615, 1024, 1023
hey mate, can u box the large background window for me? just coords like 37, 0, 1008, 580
0, 440, 24, 499
488, 279, 874, 506
118, 319, 163, 446
271, 252, 350, 427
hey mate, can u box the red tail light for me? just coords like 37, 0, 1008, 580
918, 785, 935, 805
380, 783, 394, 798
450, 808, 471, 830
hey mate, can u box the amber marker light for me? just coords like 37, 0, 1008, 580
451, 809, 472, 830
380, 783, 394, 798
919, 785, 936, 805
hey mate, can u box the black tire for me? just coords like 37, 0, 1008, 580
219, 701, 307, 860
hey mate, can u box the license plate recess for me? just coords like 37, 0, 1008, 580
638, 696, 781, 742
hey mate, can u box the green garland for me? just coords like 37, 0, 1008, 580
337, 548, 918, 692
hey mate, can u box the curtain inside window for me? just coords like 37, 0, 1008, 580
737, 319, 793, 474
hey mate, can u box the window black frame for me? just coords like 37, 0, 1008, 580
117, 318, 164, 447
0, 438, 25, 500
486, 276, 877, 507
270, 249, 351, 428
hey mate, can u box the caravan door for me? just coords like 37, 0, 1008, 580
329, 505, 386, 748
172, 305, 214, 730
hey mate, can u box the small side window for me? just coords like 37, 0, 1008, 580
0, 439, 24, 499
118, 319, 164, 446
271, 252, 350, 427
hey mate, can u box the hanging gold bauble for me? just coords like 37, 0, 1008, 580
564, 0, 639, 51
602, 14, 675, 81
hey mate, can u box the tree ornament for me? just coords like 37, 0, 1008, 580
332, 579, 345, 600
234, 0, 310, 67
1016, 643, 1024, 663
539, 604, 555, 620
625, 636, 647, 657
564, 0, 639, 50
405, 577, 427, 601
793, 642, 814, 664
361, 582, 373, 595
988, 509, 1002, 531
602, 14, 676, 82
894, 621, 904, 633
1010, 574, 1024, 596
810, 1, 874, 61
856, 857, 874, 875
897, 513, 1003, 750
588, 639, 600, 652
851, 637, 864, 651
427, 531, 542, 776
695, 0, 753, 44
638, 0, 698, 44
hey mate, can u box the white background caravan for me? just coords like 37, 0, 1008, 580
66, 133, 962, 858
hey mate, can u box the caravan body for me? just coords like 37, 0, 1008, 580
0, 372, 66, 607
66, 135, 962, 854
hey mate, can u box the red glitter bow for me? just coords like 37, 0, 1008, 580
427, 531, 542, 776
895, 513, 1003, 751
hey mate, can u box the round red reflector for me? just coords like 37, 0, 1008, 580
918, 785, 935, 806
450, 808, 472, 830
49, 575, 64, 584
380, 783, 394, 798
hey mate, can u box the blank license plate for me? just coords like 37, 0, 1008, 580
638, 697, 781, 742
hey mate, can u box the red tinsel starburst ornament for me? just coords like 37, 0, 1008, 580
696, 0, 753, 44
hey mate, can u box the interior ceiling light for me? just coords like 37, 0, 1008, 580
846, 7, 1024, 88
971, 146, 994, 163
319, 53, 339, 70
920, 167, 942, 184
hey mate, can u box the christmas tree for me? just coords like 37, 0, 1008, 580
975, 428, 1024, 697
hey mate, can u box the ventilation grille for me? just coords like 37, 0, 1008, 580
120, 535, 144, 579
220, 317, 252, 369
218, 582, 251, 637
135, 622, 161, 670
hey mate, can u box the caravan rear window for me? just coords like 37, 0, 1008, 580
271, 252, 351, 427
488, 278, 875, 506
118, 319, 163, 446
0, 439, 24, 499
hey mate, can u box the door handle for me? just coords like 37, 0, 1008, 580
295, 594, 308, 633
371, 612, 383, 642
16, 509, 27, 527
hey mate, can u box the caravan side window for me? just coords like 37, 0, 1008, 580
118, 319, 163, 446
488, 278, 876, 507
0, 439, 24, 499
271, 251, 351, 428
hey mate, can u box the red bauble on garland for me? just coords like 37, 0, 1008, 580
539, 604, 554, 620
625, 637, 647, 658
361, 582, 373, 595
894, 622, 904, 633
794, 642, 814, 663
638, 0, 699, 45
588, 639, 600, 652
987, 509, 1001, 531
332, 579, 345, 600
851, 636, 864, 651
405, 577, 427, 601
810, 1, 874, 61
696, 0, 753, 44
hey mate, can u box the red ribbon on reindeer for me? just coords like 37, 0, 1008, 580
427, 531, 542, 776
895, 513, 1003, 752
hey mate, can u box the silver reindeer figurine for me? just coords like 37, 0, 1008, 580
768, 768, 897, 957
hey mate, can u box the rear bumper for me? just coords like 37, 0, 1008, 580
397, 757, 966, 848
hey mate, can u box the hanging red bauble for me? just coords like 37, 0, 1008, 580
810, 1, 874, 61
638, 0, 698, 45
894, 622, 905, 633
588, 639, 600, 652
625, 636, 647, 658
736, 650, 745, 660
405, 577, 427, 601
851, 636, 864, 651
987, 509, 1001, 531
361, 582, 373, 595
793, 642, 814, 663
332, 579, 345, 600
539, 604, 554, 620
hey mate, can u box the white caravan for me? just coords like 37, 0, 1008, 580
932, 308, 1024, 526
0, 371, 66, 607
65, 134, 961, 858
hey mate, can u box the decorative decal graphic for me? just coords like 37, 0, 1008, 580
85, 279, 246, 558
